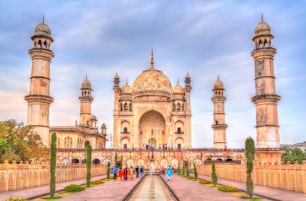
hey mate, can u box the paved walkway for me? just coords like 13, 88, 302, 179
59, 177, 142, 201
0, 175, 107, 201
198, 175, 306, 201
161, 174, 242, 201
1, 174, 306, 201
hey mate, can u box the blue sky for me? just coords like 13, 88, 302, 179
0, 0, 305, 148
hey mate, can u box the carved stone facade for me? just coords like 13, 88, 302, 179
112, 50, 192, 149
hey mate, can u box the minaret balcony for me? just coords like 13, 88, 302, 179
252, 94, 281, 103
211, 124, 228, 129
25, 94, 53, 103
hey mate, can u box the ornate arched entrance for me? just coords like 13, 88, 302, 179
139, 110, 166, 149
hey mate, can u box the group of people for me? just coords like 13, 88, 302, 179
112, 165, 174, 181
112, 165, 145, 180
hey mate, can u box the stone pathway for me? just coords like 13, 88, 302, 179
1, 174, 306, 201
0, 176, 106, 201
59, 177, 141, 201
199, 175, 306, 201
160, 174, 242, 201
128, 175, 176, 201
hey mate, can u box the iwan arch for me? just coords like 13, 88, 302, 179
23, 16, 283, 167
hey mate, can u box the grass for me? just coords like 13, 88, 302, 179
217, 185, 240, 192
240, 195, 262, 200
63, 184, 86, 192
191, 178, 264, 201
41, 196, 62, 200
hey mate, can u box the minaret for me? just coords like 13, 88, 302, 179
184, 72, 192, 148
251, 16, 281, 148
113, 73, 120, 148
211, 77, 227, 149
25, 17, 54, 147
79, 76, 93, 126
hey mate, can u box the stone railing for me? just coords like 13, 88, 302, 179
197, 162, 306, 193
0, 160, 107, 192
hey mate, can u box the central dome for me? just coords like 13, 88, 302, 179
132, 68, 172, 96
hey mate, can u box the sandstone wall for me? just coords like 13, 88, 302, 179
197, 163, 306, 193
0, 160, 107, 192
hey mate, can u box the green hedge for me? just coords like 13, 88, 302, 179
198, 179, 212, 184
91, 180, 105, 185
6, 198, 27, 201
217, 185, 239, 192
63, 184, 85, 192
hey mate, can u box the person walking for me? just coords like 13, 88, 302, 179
123, 167, 128, 181
135, 166, 139, 178
149, 166, 153, 176
113, 166, 118, 180
129, 166, 134, 180
166, 165, 173, 181
140, 166, 144, 177
118, 167, 123, 180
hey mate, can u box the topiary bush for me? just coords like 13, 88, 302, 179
217, 185, 240, 192
63, 184, 85, 192
198, 179, 212, 184
186, 175, 195, 180
91, 180, 105, 185
211, 162, 217, 186
6, 198, 28, 201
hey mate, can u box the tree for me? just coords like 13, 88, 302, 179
86, 143, 92, 187
107, 161, 111, 179
193, 163, 198, 179
281, 148, 305, 165
0, 120, 48, 163
211, 162, 217, 186
245, 137, 255, 198
50, 132, 57, 198
115, 152, 118, 166
186, 160, 190, 176
120, 155, 123, 168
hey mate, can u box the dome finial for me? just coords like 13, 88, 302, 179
217, 74, 220, 80
177, 78, 179, 85
150, 48, 155, 69
261, 12, 264, 22
42, 15, 45, 24
126, 79, 128, 86
85, 74, 88, 80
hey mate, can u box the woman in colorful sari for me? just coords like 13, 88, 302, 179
129, 166, 134, 180
123, 167, 128, 181
118, 167, 123, 180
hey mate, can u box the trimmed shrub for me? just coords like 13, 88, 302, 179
245, 137, 255, 198
50, 132, 57, 198
86, 144, 92, 187
63, 184, 85, 192
217, 185, 239, 192
193, 163, 198, 179
187, 175, 194, 180
211, 162, 217, 186
91, 180, 105, 185
198, 179, 212, 184
6, 198, 28, 201
107, 161, 111, 179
